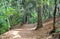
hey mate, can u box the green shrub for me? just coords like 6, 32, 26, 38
0, 18, 8, 34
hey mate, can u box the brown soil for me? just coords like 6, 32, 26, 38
0, 17, 60, 39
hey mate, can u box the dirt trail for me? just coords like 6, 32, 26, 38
0, 17, 60, 39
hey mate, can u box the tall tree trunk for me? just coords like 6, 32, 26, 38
22, 6, 27, 24
50, 0, 57, 34
36, 5, 43, 29
21, 0, 27, 25
53, 0, 57, 32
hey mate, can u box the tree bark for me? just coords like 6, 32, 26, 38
36, 5, 43, 29
21, 0, 27, 25
22, 12, 27, 24
50, 0, 57, 34
53, 0, 57, 32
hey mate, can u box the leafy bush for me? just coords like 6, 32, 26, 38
0, 18, 8, 34
9, 12, 23, 26
28, 12, 37, 23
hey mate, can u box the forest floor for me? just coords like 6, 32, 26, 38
0, 17, 60, 39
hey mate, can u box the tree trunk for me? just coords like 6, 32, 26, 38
53, 0, 57, 32
21, 0, 27, 25
50, 0, 57, 34
48, 9, 52, 18
22, 12, 27, 24
36, 5, 43, 29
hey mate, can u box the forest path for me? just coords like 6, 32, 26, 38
0, 17, 60, 39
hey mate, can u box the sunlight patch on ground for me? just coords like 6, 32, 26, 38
11, 31, 21, 39
13, 34, 21, 38
11, 31, 19, 35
